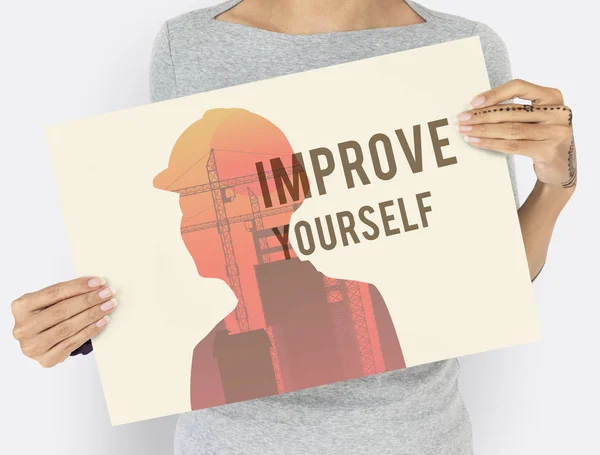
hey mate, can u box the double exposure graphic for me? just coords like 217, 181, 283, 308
153, 108, 406, 409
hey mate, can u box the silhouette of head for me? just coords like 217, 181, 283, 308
152, 108, 302, 281
152, 109, 406, 409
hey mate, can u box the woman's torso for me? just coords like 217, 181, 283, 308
150, 1, 518, 453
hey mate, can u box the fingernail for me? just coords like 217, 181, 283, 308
458, 125, 473, 133
464, 136, 480, 143
96, 315, 110, 328
101, 299, 117, 312
457, 112, 472, 122
98, 286, 116, 300
471, 96, 485, 108
88, 277, 106, 288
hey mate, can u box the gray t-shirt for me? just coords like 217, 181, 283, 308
149, 1, 519, 454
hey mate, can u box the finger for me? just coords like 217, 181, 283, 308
458, 104, 572, 126
36, 316, 110, 368
31, 285, 116, 333
21, 276, 106, 312
35, 299, 117, 352
464, 136, 543, 157
459, 122, 559, 141
470, 79, 564, 109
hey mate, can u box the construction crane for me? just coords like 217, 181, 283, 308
181, 150, 299, 332
206, 151, 250, 332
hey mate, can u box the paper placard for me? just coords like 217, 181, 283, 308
47, 37, 540, 425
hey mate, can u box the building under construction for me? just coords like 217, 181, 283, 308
213, 328, 279, 404
255, 257, 354, 392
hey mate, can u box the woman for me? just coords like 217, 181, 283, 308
11, 1, 576, 453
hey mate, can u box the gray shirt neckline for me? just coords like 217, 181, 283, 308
204, 0, 438, 40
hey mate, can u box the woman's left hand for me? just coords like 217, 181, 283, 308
457, 78, 577, 191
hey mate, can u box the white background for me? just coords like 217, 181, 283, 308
0, 1, 596, 454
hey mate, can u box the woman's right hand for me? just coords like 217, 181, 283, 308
11, 277, 117, 368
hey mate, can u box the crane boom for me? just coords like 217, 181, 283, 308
181, 204, 295, 234
175, 165, 302, 197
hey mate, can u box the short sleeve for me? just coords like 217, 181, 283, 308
474, 22, 520, 207
150, 22, 178, 103
474, 22, 513, 89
